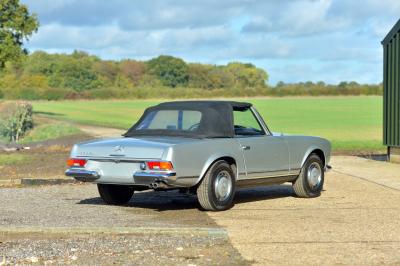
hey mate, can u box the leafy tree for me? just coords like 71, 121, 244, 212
23, 51, 58, 75
226, 62, 268, 88
147, 55, 189, 87
120, 60, 146, 85
208, 67, 235, 89
0, 0, 39, 67
49, 51, 101, 91
188, 63, 213, 89
94, 60, 119, 85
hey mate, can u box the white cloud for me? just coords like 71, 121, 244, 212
21, 0, 400, 84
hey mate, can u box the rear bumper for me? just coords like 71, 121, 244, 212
133, 172, 177, 186
65, 168, 179, 186
65, 168, 100, 182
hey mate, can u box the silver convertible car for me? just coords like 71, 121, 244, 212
66, 101, 331, 211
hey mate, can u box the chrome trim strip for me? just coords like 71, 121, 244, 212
289, 168, 301, 175
250, 106, 272, 136
244, 169, 300, 179
133, 172, 177, 185
178, 176, 198, 179
65, 168, 100, 182
237, 175, 297, 188
133, 172, 176, 179
76, 156, 149, 163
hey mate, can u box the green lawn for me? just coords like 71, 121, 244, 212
0, 154, 28, 166
19, 122, 81, 144
32, 96, 384, 152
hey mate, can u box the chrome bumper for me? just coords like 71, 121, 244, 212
65, 168, 100, 182
133, 172, 176, 185
65, 168, 177, 187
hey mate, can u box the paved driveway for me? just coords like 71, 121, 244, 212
209, 156, 400, 265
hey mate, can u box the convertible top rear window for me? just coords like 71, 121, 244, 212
136, 110, 202, 131
124, 101, 253, 138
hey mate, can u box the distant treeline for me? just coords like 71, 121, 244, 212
0, 51, 382, 100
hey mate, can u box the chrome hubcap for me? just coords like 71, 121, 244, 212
307, 162, 322, 188
214, 170, 232, 201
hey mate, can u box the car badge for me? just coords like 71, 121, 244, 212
114, 145, 124, 153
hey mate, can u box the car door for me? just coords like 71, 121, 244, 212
234, 107, 289, 179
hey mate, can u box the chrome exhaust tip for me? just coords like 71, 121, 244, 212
150, 182, 159, 189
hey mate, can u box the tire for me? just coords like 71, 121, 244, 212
97, 184, 134, 205
197, 161, 236, 211
293, 153, 324, 198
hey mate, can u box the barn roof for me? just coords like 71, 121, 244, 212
382, 19, 400, 45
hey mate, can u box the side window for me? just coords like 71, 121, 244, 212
233, 109, 265, 136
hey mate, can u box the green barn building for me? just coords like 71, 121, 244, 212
382, 19, 400, 162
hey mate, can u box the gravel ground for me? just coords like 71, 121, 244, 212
0, 134, 91, 181
0, 184, 246, 265
0, 184, 215, 228
1, 234, 245, 265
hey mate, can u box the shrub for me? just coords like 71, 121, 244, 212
0, 101, 34, 142
41, 87, 71, 100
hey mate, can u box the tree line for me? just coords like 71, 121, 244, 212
0, 51, 381, 100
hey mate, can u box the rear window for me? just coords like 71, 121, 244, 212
136, 110, 202, 131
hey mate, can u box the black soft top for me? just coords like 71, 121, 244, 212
124, 101, 252, 138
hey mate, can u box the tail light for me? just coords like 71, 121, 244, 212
146, 161, 173, 171
67, 158, 87, 167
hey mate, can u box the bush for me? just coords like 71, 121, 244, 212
41, 87, 71, 100
0, 101, 34, 142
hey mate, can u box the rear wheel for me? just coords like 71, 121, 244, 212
97, 184, 134, 205
293, 154, 324, 198
197, 161, 236, 211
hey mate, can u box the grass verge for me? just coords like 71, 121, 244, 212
19, 123, 81, 144
0, 154, 28, 166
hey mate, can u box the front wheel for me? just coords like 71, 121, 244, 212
293, 154, 324, 198
197, 161, 236, 211
97, 184, 134, 205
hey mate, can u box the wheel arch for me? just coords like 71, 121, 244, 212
195, 155, 238, 186
301, 147, 326, 167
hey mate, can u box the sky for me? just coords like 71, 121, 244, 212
21, 0, 400, 85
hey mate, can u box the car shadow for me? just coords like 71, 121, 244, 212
234, 184, 295, 204
78, 184, 296, 212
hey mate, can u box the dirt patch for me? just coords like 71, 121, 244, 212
0, 133, 91, 180
77, 124, 125, 138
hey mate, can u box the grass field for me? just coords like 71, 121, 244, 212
19, 123, 81, 144
0, 154, 28, 166
32, 96, 384, 153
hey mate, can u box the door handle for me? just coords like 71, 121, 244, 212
241, 146, 251, 150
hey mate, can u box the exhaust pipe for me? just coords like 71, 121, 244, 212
150, 182, 159, 189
